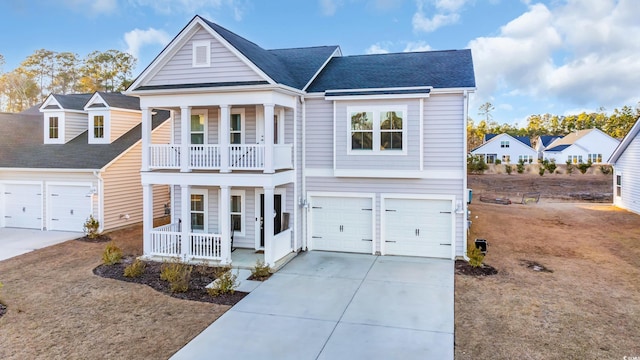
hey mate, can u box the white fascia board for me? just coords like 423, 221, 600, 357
430, 87, 476, 94
39, 94, 61, 111
0, 167, 98, 173
302, 47, 342, 92
325, 93, 430, 101
141, 169, 296, 187
138, 89, 297, 109
326, 86, 433, 94
130, 83, 302, 98
84, 92, 105, 111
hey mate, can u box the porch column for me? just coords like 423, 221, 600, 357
263, 186, 275, 266
141, 107, 151, 172
264, 104, 275, 174
142, 183, 153, 256
220, 105, 230, 173
180, 106, 191, 173
180, 185, 190, 259
220, 185, 231, 265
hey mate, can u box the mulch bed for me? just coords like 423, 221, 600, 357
93, 257, 248, 305
455, 260, 498, 276
77, 234, 112, 243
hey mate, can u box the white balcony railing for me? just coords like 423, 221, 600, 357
148, 144, 293, 171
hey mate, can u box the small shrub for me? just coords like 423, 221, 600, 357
538, 166, 545, 176
467, 155, 488, 174
528, 158, 533, 164
160, 261, 192, 293
251, 259, 271, 281
577, 161, 592, 174
600, 165, 612, 175
467, 246, 485, 268
123, 259, 146, 278
495, 159, 502, 165
516, 159, 525, 174
504, 164, 512, 175
565, 160, 574, 174
83, 215, 101, 239
544, 159, 557, 174
102, 242, 122, 265
207, 270, 239, 296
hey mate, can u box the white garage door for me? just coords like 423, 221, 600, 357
48, 185, 92, 232
310, 196, 373, 254
383, 198, 453, 258
3, 184, 42, 229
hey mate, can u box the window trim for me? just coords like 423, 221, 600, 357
615, 174, 622, 198
190, 109, 208, 145
192, 40, 211, 67
230, 189, 246, 237
190, 189, 208, 233
44, 113, 64, 144
588, 153, 603, 163
500, 140, 510, 148
49, 116, 59, 139
229, 108, 245, 145
346, 105, 408, 155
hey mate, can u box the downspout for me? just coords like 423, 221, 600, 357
92, 170, 104, 233
462, 90, 470, 261
300, 95, 307, 251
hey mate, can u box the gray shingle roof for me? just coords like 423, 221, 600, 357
306, 50, 476, 92
0, 111, 169, 169
96, 92, 140, 110
52, 93, 93, 110
545, 144, 571, 152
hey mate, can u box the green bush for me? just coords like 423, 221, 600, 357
516, 159, 525, 174
544, 159, 557, 174
538, 166, 545, 176
467, 155, 488, 174
102, 242, 122, 265
160, 261, 192, 293
565, 160, 574, 174
600, 165, 612, 175
83, 215, 101, 239
124, 259, 146, 278
251, 259, 271, 281
504, 164, 513, 175
207, 270, 239, 296
495, 159, 502, 165
577, 161, 592, 174
467, 246, 485, 268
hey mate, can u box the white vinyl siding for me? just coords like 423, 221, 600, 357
146, 27, 264, 87
110, 110, 142, 143
423, 94, 465, 170
305, 98, 334, 169
64, 112, 88, 143
613, 132, 640, 215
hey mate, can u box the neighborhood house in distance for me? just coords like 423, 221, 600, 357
471, 128, 620, 165
0, 92, 171, 233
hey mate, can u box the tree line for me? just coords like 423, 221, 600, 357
0, 49, 136, 112
468, 102, 640, 151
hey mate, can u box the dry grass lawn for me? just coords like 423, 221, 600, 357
456, 201, 640, 359
0, 224, 228, 360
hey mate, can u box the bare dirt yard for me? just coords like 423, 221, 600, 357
457, 174, 640, 359
0, 223, 229, 360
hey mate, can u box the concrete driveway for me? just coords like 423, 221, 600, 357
171, 251, 454, 360
0, 228, 81, 262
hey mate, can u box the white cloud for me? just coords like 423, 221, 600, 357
65, 0, 117, 14
412, 0, 470, 32
467, 0, 640, 113
124, 28, 171, 59
366, 44, 390, 54
319, 0, 341, 16
404, 41, 432, 52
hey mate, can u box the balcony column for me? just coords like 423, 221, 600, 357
142, 183, 153, 256
180, 106, 191, 172
180, 185, 190, 259
263, 186, 275, 266
141, 107, 151, 171
220, 105, 230, 173
264, 104, 275, 174
219, 185, 231, 265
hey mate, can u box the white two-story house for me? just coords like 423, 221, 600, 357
126, 15, 476, 267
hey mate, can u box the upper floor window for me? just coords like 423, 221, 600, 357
93, 115, 104, 139
500, 141, 509, 148
192, 40, 210, 67
348, 106, 407, 154
49, 117, 59, 139
230, 114, 242, 144
190, 110, 207, 144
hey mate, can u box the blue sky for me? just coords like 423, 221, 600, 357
1, 0, 638, 126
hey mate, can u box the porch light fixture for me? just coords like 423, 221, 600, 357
455, 200, 465, 214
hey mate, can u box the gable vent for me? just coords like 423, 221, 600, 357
193, 40, 210, 67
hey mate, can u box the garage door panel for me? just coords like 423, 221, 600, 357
384, 198, 453, 259
3, 184, 42, 229
311, 196, 373, 254
49, 185, 92, 232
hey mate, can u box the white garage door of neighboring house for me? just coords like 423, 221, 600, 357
48, 185, 92, 232
3, 183, 43, 229
383, 198, 453, 259
310, 196, 373, 254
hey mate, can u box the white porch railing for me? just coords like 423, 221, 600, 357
190, 233, 223, 260
149, 223, 181, 256
148, 144, 293, 171
148, 224, 223, 261
149, 145, 181, 169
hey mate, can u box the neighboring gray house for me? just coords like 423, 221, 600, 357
125, 15, 476, 267
609, 117, 640, 215
0, 92, 171, 233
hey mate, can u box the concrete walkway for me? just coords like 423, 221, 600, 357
171, 251, 454, 360
0, 228, 81, 262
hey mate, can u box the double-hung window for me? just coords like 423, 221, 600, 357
230, 190, 245, 236
230, 113, 242, 144
190, 110, 207, 144
588, 153, 602, 163
93, 115, 104, 139
348, 106, 407, 154
616, 174, 622, 197
190, 190, 207, 232
49, 117, 59, 139
500, 141, 509, 148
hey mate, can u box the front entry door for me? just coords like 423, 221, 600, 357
259, 194, 282, 247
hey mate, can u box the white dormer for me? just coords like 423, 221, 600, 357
39, 94, 88, 144
84, 92, 141, 144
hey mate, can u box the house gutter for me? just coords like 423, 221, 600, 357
300, 95, 307, 251
92, 170, 105, 233
462, 90, 470, 261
